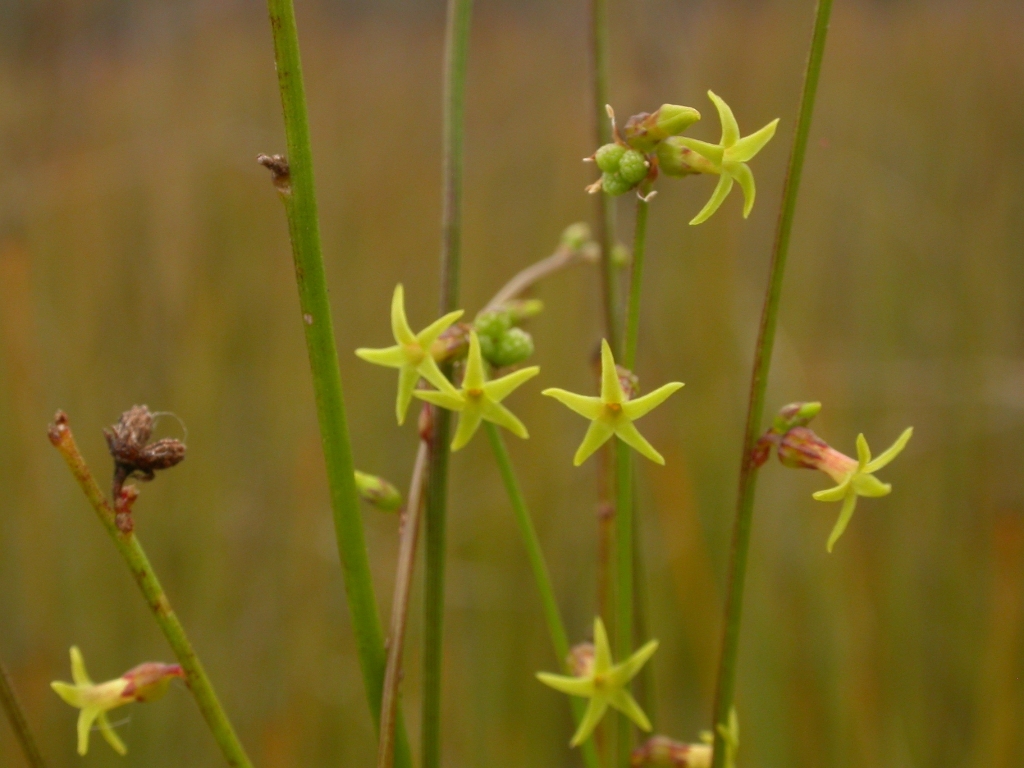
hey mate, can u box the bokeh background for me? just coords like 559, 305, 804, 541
1, 0, 1022, 765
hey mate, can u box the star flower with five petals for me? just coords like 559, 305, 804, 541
356, 284, 464, 424
676, 90, 779, 225
812, 427, 914, 552
543, 339, 683, 466
537, 617, 658, 747
51, 646, 183, 756
413, 330, 539, 451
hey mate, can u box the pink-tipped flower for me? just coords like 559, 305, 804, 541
51, 647, 184, 755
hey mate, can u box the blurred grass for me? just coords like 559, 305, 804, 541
0, 0, 1022, 766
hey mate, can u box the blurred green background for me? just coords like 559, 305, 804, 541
1, 0, 1022, 765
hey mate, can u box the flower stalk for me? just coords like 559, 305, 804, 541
377, 437, 430, 768
0, 658, 47, 768
263, 1, 412, 764
708, 2, 834, 765
484, 422, 601, 768
422, 0, 473, 765
47, 413, 253, 768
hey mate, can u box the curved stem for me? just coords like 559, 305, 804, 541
709, 2, 834, 765
0, 658, 47, 768
378, 440, 430, 768
483, 244, 592, 314
422, 0, 473, 765
484, 423, 600, 768
263, 3, 412, 765
48, 415, 252, 768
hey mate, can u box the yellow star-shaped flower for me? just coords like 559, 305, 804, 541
812, 428, 913, 552
543, 339, 683, 466
51, 647, 183, 755
413, 330, 539, 451
356, 284, 464, 425
537, 617, 658, 747
676, 90, 779, 225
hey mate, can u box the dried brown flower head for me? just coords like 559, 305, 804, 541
104, 405, 186, 494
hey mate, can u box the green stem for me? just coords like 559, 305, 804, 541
263, 3, 412, 765
613, 185, 652, 766
589, 0, 619, 355
709, 2, 834, 765
423, 1, 473, 766
614, 441, 634, 767
0, 658, 47, 768
623, 189, 651, 370
48, 414, 252, 768
484, 423, 601, 768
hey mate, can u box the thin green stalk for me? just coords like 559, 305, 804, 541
614, 187, 651, 766
48, 414, 252, 768
0, 658, 47, 768
709, 2, 834, 765
589, 0, 619, 354
623, 189, 651, 371
423, 0, 473, 765
613, 441, 633, 767
263, 2, 412, 765
484, 423, 601, 768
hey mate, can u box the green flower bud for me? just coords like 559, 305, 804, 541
601, 171, 633, 197
611, 243, 630, 269
618, 149, 649, 186
489, 327, 535, 367
354, 470, 403, 512
656, 137, 718, 177
772, 401, 822, 433
595, 143, 626, 173
624, 105, 701, 152
501, 298, 544, 322
653, 104, 701, 139
474, 309, 513, 338
560, 222, 592, 251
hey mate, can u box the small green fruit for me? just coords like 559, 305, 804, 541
474, 309, 512, 338
601, 171, 632, 196
594, 143, 626, 173
478, 332, 497, 362
490, 328, 535, 367
618, 150, 649, 185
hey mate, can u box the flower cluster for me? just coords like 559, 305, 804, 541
587, 92, 779, 225
356, 287, 683, 463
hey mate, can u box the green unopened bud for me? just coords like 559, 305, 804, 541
772, 401, 821, 433
595, 143, 626, 173
619, 149, 650, 185
489, 327, 535, 367
474, 309, 513, 338
560, 222, 592, 251
601, 171, 633, 196
656, 137, 718, 177
654, 104, 701, 139
354, 470, 403, 512
501, 298, 544, 322
611, 243, 631, 269
624, 104, 701, 152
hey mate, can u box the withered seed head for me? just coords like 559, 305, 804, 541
105, 406, 186, 491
